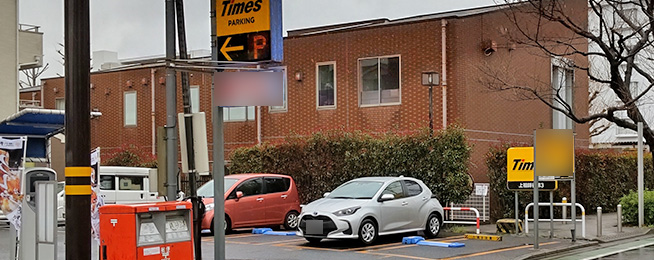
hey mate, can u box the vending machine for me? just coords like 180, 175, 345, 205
99, 201, 193, 259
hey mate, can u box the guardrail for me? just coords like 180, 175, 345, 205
524, 202, 585, 238
443, 206, 480, 234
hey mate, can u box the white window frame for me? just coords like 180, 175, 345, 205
224, 106, 255, 122
357, 55, 402, 107
269, 67, 288, 113
551, 57, 574, 130
190, 86, 200, 113
316, 61, 337, 110
124, 91, 137, 127
55, 98, 65, 110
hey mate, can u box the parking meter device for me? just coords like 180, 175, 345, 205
99, 201, 193, 260
19, 168, 56, 260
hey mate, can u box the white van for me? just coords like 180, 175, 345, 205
97, 166, 164, 204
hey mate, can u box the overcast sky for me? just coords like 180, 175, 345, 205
19, 0, 498, 78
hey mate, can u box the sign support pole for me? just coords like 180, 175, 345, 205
211, 1, 226, 260
571, 173, 576, 242
515, 191, 519, 234
549, 191, 554, 239
533, 130, 539, 249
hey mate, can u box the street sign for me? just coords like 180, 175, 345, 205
507, 147, 557, 191
216, 0, 282, 62
535, 129, 574, 178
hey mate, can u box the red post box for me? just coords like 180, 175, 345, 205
99, 201, 194, 259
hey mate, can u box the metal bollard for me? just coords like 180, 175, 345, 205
617, 204, 622, 233
597, 207, 602, 237
562, 197, 567, 224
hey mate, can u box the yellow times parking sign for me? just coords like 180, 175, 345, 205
507, 147, 557, 191
507, 147, 534, 182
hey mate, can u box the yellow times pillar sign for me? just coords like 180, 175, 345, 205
507, 147, 557, 191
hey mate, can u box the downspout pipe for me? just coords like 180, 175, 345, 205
441, 19, 448, 129
151, 68, 156, 155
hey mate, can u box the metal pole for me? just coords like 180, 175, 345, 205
165, 0, 178, 201
429, 85, 433, 136
533, 130, 539, 249
64, 0, 91, 259
515, 191, 519, 234
211, 1, 226, 259
549, 191, 554, 239
562, 197, 567, 224
597, 207, 602, 237
570, 177, 577, 242
638, 122, 644, 228
617, 204, 622, 233
174, 1, 201, 258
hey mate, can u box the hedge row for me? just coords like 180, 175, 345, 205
229, 127, 473, 204
487, 144, 654, 221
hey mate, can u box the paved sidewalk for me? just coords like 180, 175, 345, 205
455, 211, 652, 259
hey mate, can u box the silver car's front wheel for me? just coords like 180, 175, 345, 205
424, 213, 441, 238
358, 219, 378, 245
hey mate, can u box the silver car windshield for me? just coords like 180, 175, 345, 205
328, 181, 383, 199
197, 178, 239, 198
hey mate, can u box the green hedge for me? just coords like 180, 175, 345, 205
229, 127, 473, 204
619, 190, 654, 226
487, 144, 654, 221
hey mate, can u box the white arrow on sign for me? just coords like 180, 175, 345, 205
220, 36, 244, 61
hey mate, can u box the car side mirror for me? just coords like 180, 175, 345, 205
379, 194, 394, 202
323, 192, 330, 198
236, 191, 244, 200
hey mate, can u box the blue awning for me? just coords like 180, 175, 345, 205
0, 108, 102, 159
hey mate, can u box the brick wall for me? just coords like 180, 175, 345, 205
39, 1, 589, 183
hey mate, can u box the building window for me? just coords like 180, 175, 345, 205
269, 67, 287, 112
55, 98, 65, 110
316, 62, 336, 109
223, 106, 255, 122
359, 56, 400, 106
124, 91, 137, 126
190, 86, 200, 113
552, 59, 573, 130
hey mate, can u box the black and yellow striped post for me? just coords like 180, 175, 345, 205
64, 0, 91, 258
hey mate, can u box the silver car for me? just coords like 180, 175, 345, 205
298, 176, 444, 245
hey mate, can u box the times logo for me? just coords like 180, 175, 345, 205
221, 0, 263, 17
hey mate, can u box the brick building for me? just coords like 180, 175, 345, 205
38, 3, 589, 184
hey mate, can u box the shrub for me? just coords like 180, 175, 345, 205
229, 126, 473, 204
103, 144, 157, 168
619, 190, 654, 226
487, 144, 654, 221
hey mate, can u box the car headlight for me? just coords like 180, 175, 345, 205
333, 206, 361, 216
205, 203, 215, 212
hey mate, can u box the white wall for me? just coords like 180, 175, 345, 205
0, 0, 19, 120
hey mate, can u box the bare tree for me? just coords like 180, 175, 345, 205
19, 63, 49, 89
482, 0, 654, 157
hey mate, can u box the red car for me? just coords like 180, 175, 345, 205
197, 173, 301, 234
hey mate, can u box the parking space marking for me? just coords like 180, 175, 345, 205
357, 251, 438, 260
342, 242, 403, 251
276, 244, 349, 253
438, 241, 560, 260
255, 238, 306, 245
225, 234, 261, 239
364, 236, 467, 252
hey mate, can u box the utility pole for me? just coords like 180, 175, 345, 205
64, 0, 91, 259
174, 0, 201, 258
165, 0, 178, 201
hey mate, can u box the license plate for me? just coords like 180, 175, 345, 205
306, 220, 323, 234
